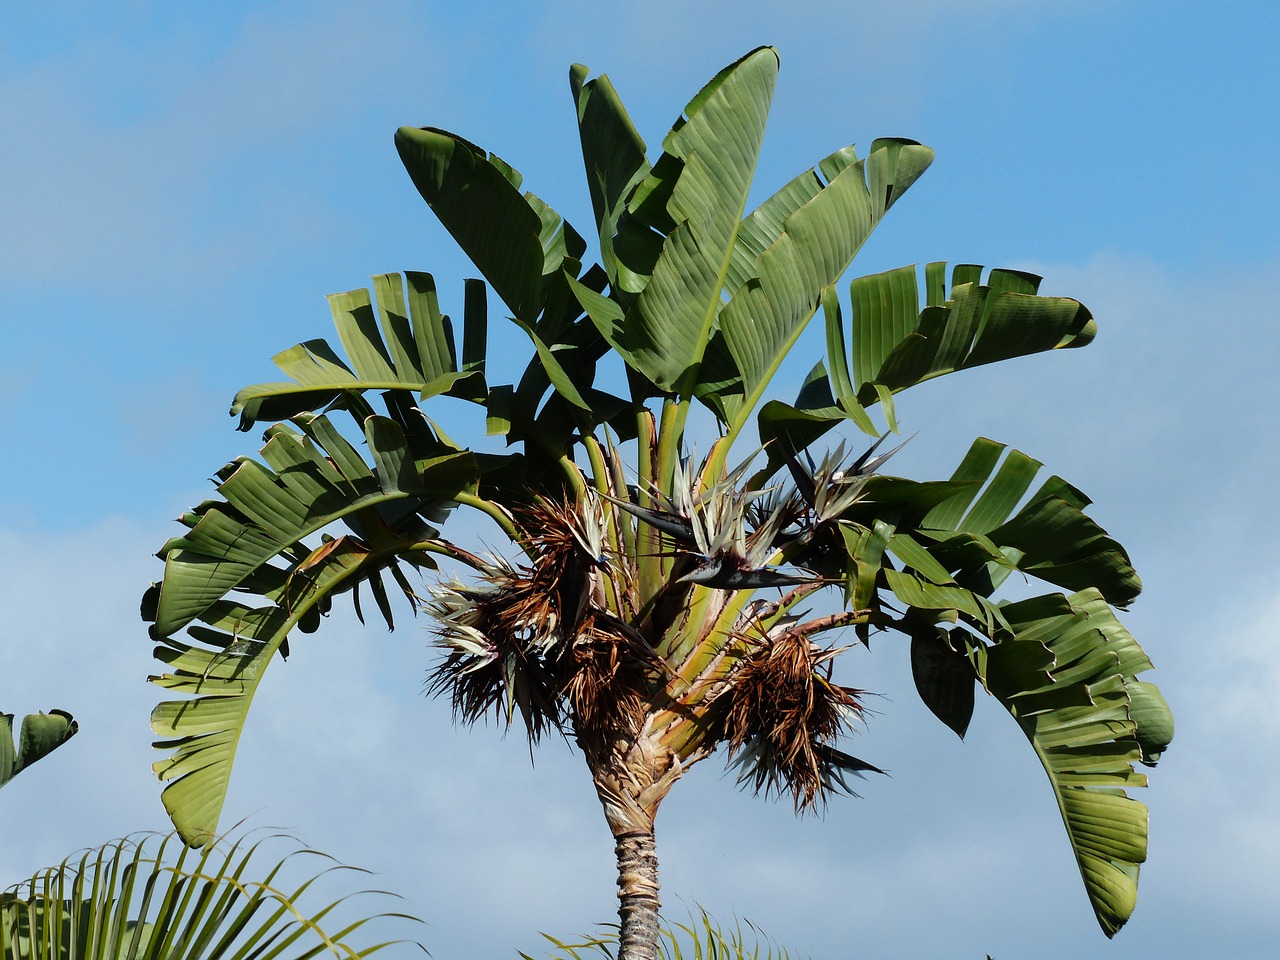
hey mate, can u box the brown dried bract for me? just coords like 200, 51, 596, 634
722, 629, 867, 811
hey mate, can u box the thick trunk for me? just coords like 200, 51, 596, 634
586, 731, 687, 960
614, 830, 661, 960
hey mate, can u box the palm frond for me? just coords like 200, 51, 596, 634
0, 710, 77, 791
146, 408, 483, 845
962, 590, 1172, 937
524, 905, 807, 960
0, 828, 424, 960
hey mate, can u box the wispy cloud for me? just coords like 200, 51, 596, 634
0, 1, 452, 302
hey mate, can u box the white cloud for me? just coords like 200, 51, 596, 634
0, 0, 452, 301
1147, 585, 1280, 923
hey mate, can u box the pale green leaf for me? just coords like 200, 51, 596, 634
0, 710, 78, 791
231, 273, 476, 431
965, 589, 1168, 937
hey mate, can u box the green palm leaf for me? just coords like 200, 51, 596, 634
395, 128, 585, 324
231, 272, 483, 431
911, 438, 1141, 605
817, 439, 1159, 935
968, 590, 1173, 936
568, 65, 652, 295
146, 411, 480, 844
607, 46, 778, 395
0, 829, 423, 959
783, 437, 1136, 632
827, 262, 1096, 404
715, 138, 933, 433
0, 711, 77, 791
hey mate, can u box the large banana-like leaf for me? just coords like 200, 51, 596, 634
231, 272, 484, 432
776, 433, 1160, 935
569, 56, 931, 422
0, 829, 422, 959
232, 268, 627, 478
604, 46, 778, 395
0, 710, 77, 791
757, 256, 1080, 450
818, 438, 1137, 614
568, 65, 652, 296
879, 540, 1164, 937
913, 438, 1141, 605
757, 434, 1135, 635
395, 128, 585, 325
825, 262, 1096, 405
714, 138, 933, 432
728, 139, 932, 299
965, 590, 1172, 936
865, 441, 1160, 936
147, 411, 479, 845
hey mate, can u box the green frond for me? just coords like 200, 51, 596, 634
527, 905, 807, 960
959, 590, 1172, 936
146, 406, 484, 846
0, 828, 424, 959
0, 710, 78, 792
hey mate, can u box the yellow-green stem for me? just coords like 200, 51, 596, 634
559, 453, 589, 500
403, 540, 491, 572
584, 435, 620, 548
636, 410, 662, 602
656, 582, 718, 668
655, 396, 688, 524
585, 435, 610, 496
455, 492, 527, 556
607, 434, 639, 575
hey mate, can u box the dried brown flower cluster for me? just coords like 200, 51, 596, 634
426, 496, 654, 741
721, 626, 873, 811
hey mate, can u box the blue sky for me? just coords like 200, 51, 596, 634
2, 2, 1278, 957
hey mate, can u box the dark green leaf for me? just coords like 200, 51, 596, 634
909, 629, 975, 739
837, 263, 1096, 404
396, 127, 550, 323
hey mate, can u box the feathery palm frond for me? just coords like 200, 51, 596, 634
0, 829, 424, 960
524, 905, 807, 960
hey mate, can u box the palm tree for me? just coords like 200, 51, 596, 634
145, 47, 1172, 960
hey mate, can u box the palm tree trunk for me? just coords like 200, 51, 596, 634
614, 830, 660, 960
588, 734, 687, 960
